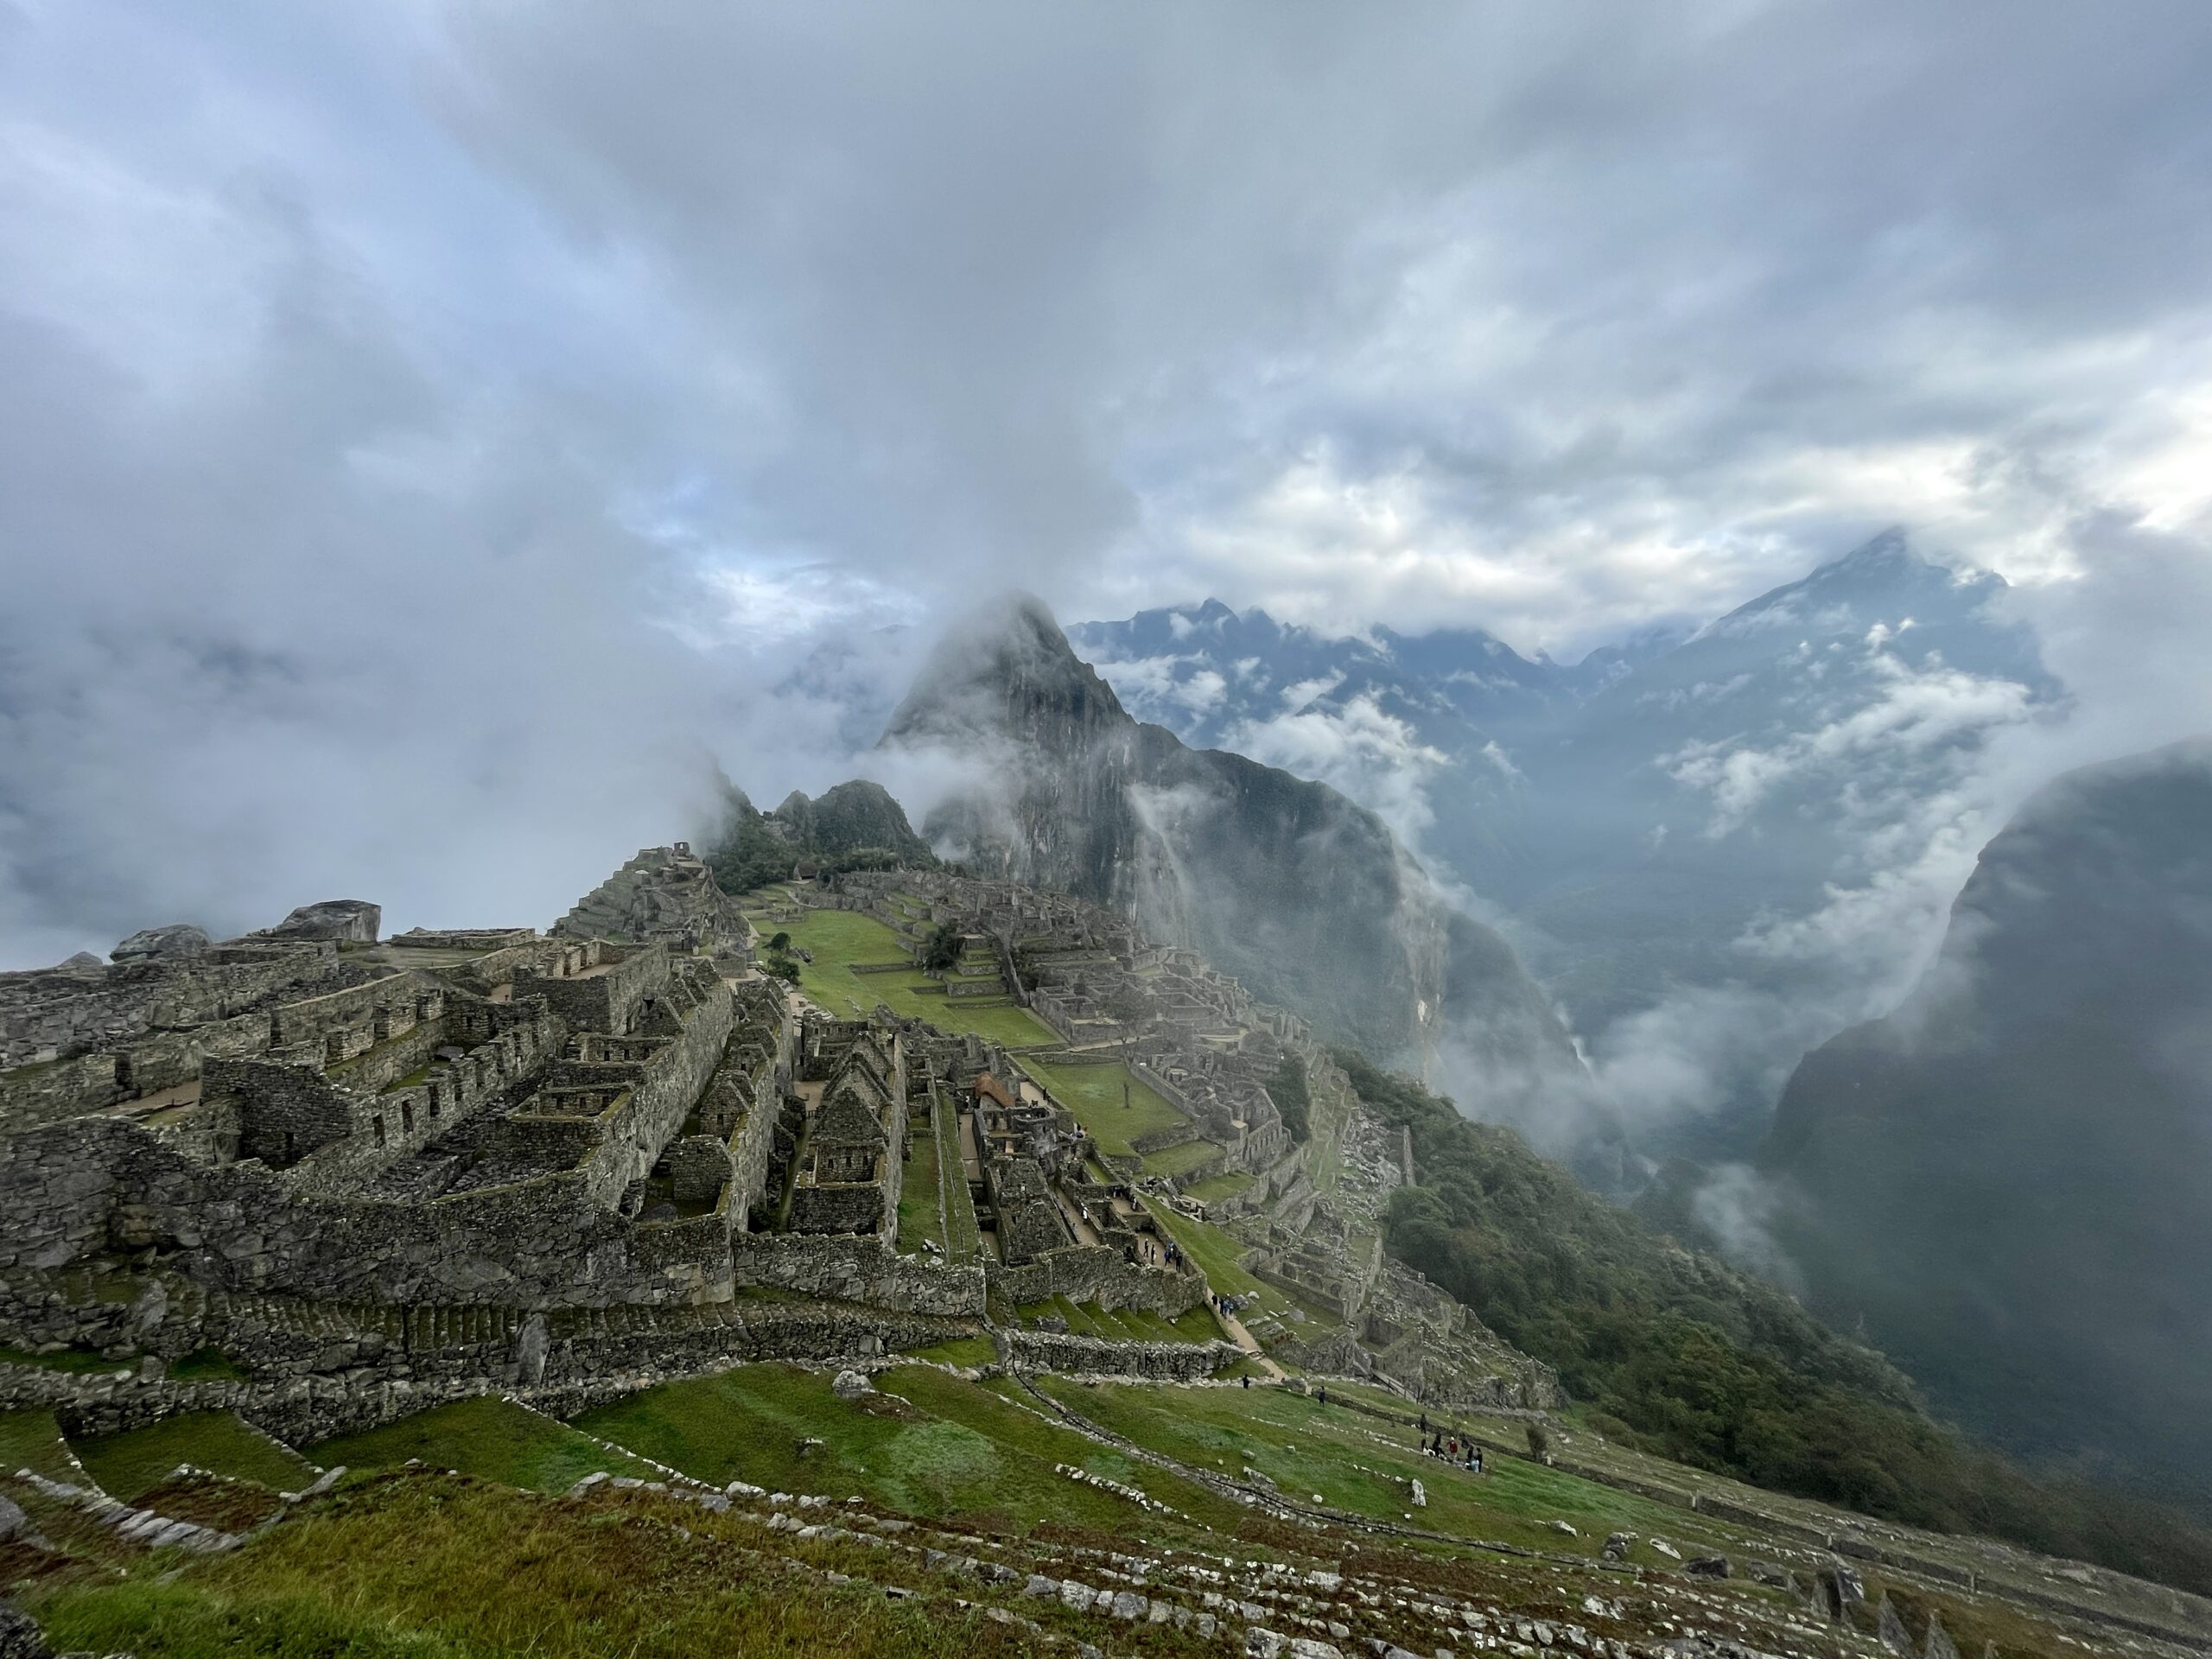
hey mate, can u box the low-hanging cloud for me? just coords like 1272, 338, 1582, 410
4, 0, 2212, 990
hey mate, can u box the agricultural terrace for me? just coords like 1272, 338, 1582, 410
569, 1363, 1249, 1547
309, 1395, 663, 1493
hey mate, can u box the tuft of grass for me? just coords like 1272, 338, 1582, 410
307, 1395, 658, 1493
70, 1413, 315, 1502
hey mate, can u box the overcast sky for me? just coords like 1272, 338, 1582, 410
4, 0, 2211, 963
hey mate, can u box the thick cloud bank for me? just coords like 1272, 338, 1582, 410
3, 2, 2210, 975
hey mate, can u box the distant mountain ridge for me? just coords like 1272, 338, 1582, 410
1073, 531, 2057, 1163
880, 594, 1605, 1173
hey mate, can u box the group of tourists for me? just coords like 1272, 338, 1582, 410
1416, 1413, 1484, 1473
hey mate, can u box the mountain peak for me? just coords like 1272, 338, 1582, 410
880, 590, 1128, 748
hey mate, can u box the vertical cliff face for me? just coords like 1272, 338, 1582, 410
1763, 738, 2212, 1507
882, 596, 1592, 1152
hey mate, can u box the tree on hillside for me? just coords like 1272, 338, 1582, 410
921, 922, 964, 974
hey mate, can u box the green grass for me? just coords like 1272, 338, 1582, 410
0, 1408, 81, 1482
934, 1096, 982, 1262
71, 1412, 317, 1501
1015, 1297, 1221, 1348
19, 1473, 1084, 1659
772, 910, 1058, 1048
569, 1362, 1234, 1544
308, 1395, 660, 1494
1139, 1137, 1220, 1179
1041, 1379, 1749, 1562
1180, 1171, 1253, 1205
896, 1123, 946, 1256
1021, 1060, 1186, 1157
900, 1336, 997, 1369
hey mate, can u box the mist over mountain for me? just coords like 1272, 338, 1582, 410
1075, 531, 2056, 1163
881, 594, 1609, 1173
1761, 738, 2212, 1510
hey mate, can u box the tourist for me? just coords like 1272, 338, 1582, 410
1317, 1384, 1327, 1406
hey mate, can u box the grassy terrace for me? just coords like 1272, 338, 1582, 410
0, 1408, 81, 1483
1039, 1378, 1758, 1567
308, 1395, 662, 1493
569, 1362, 1246, 1546
896, 1117, 947, 1255
1139, 1137, 1221, 1179
72, 1411, 317, 1502
1014, 1296, 1222, 1345
1020, 1058, 1185, 1158
1180, 1170, 1253, 1205
933, 1096, 982, 1261
752, 900, 1058, 1050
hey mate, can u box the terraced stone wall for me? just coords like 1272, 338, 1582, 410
988, 1245, 1208, 1318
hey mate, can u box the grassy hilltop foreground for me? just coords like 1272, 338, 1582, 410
10, 1354, 2209, 1659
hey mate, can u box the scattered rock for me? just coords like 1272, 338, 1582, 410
1409, 1479, 1427, 1508
1686, 1555, 1729, 1579
0, 1600, 53, 1659
832, 1369, 874, 1401
1602, 1531, 1634, 1561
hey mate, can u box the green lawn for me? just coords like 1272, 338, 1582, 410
1138, 1137, 1220, 1179
896, 1123, 946, 1255
769, 909, 1058, 1048
71, 1412, 317, 1501
1020, 1060, 1186, 1157
308, 1395, 660, 1493
1180, 1171, 1253, 1205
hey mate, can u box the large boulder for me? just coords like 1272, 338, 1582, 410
262, 899, 381, 944
111, 923, 211, 963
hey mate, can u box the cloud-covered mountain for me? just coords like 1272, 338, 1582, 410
1760, 738, 2212, 1510
1074, 532, 2057, 1162
882, 596, 1605, 1171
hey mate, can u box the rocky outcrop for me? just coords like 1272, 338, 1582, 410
257, 899, 382, 944
1764, 737, 2212, 1510
110, 923, 211, 962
